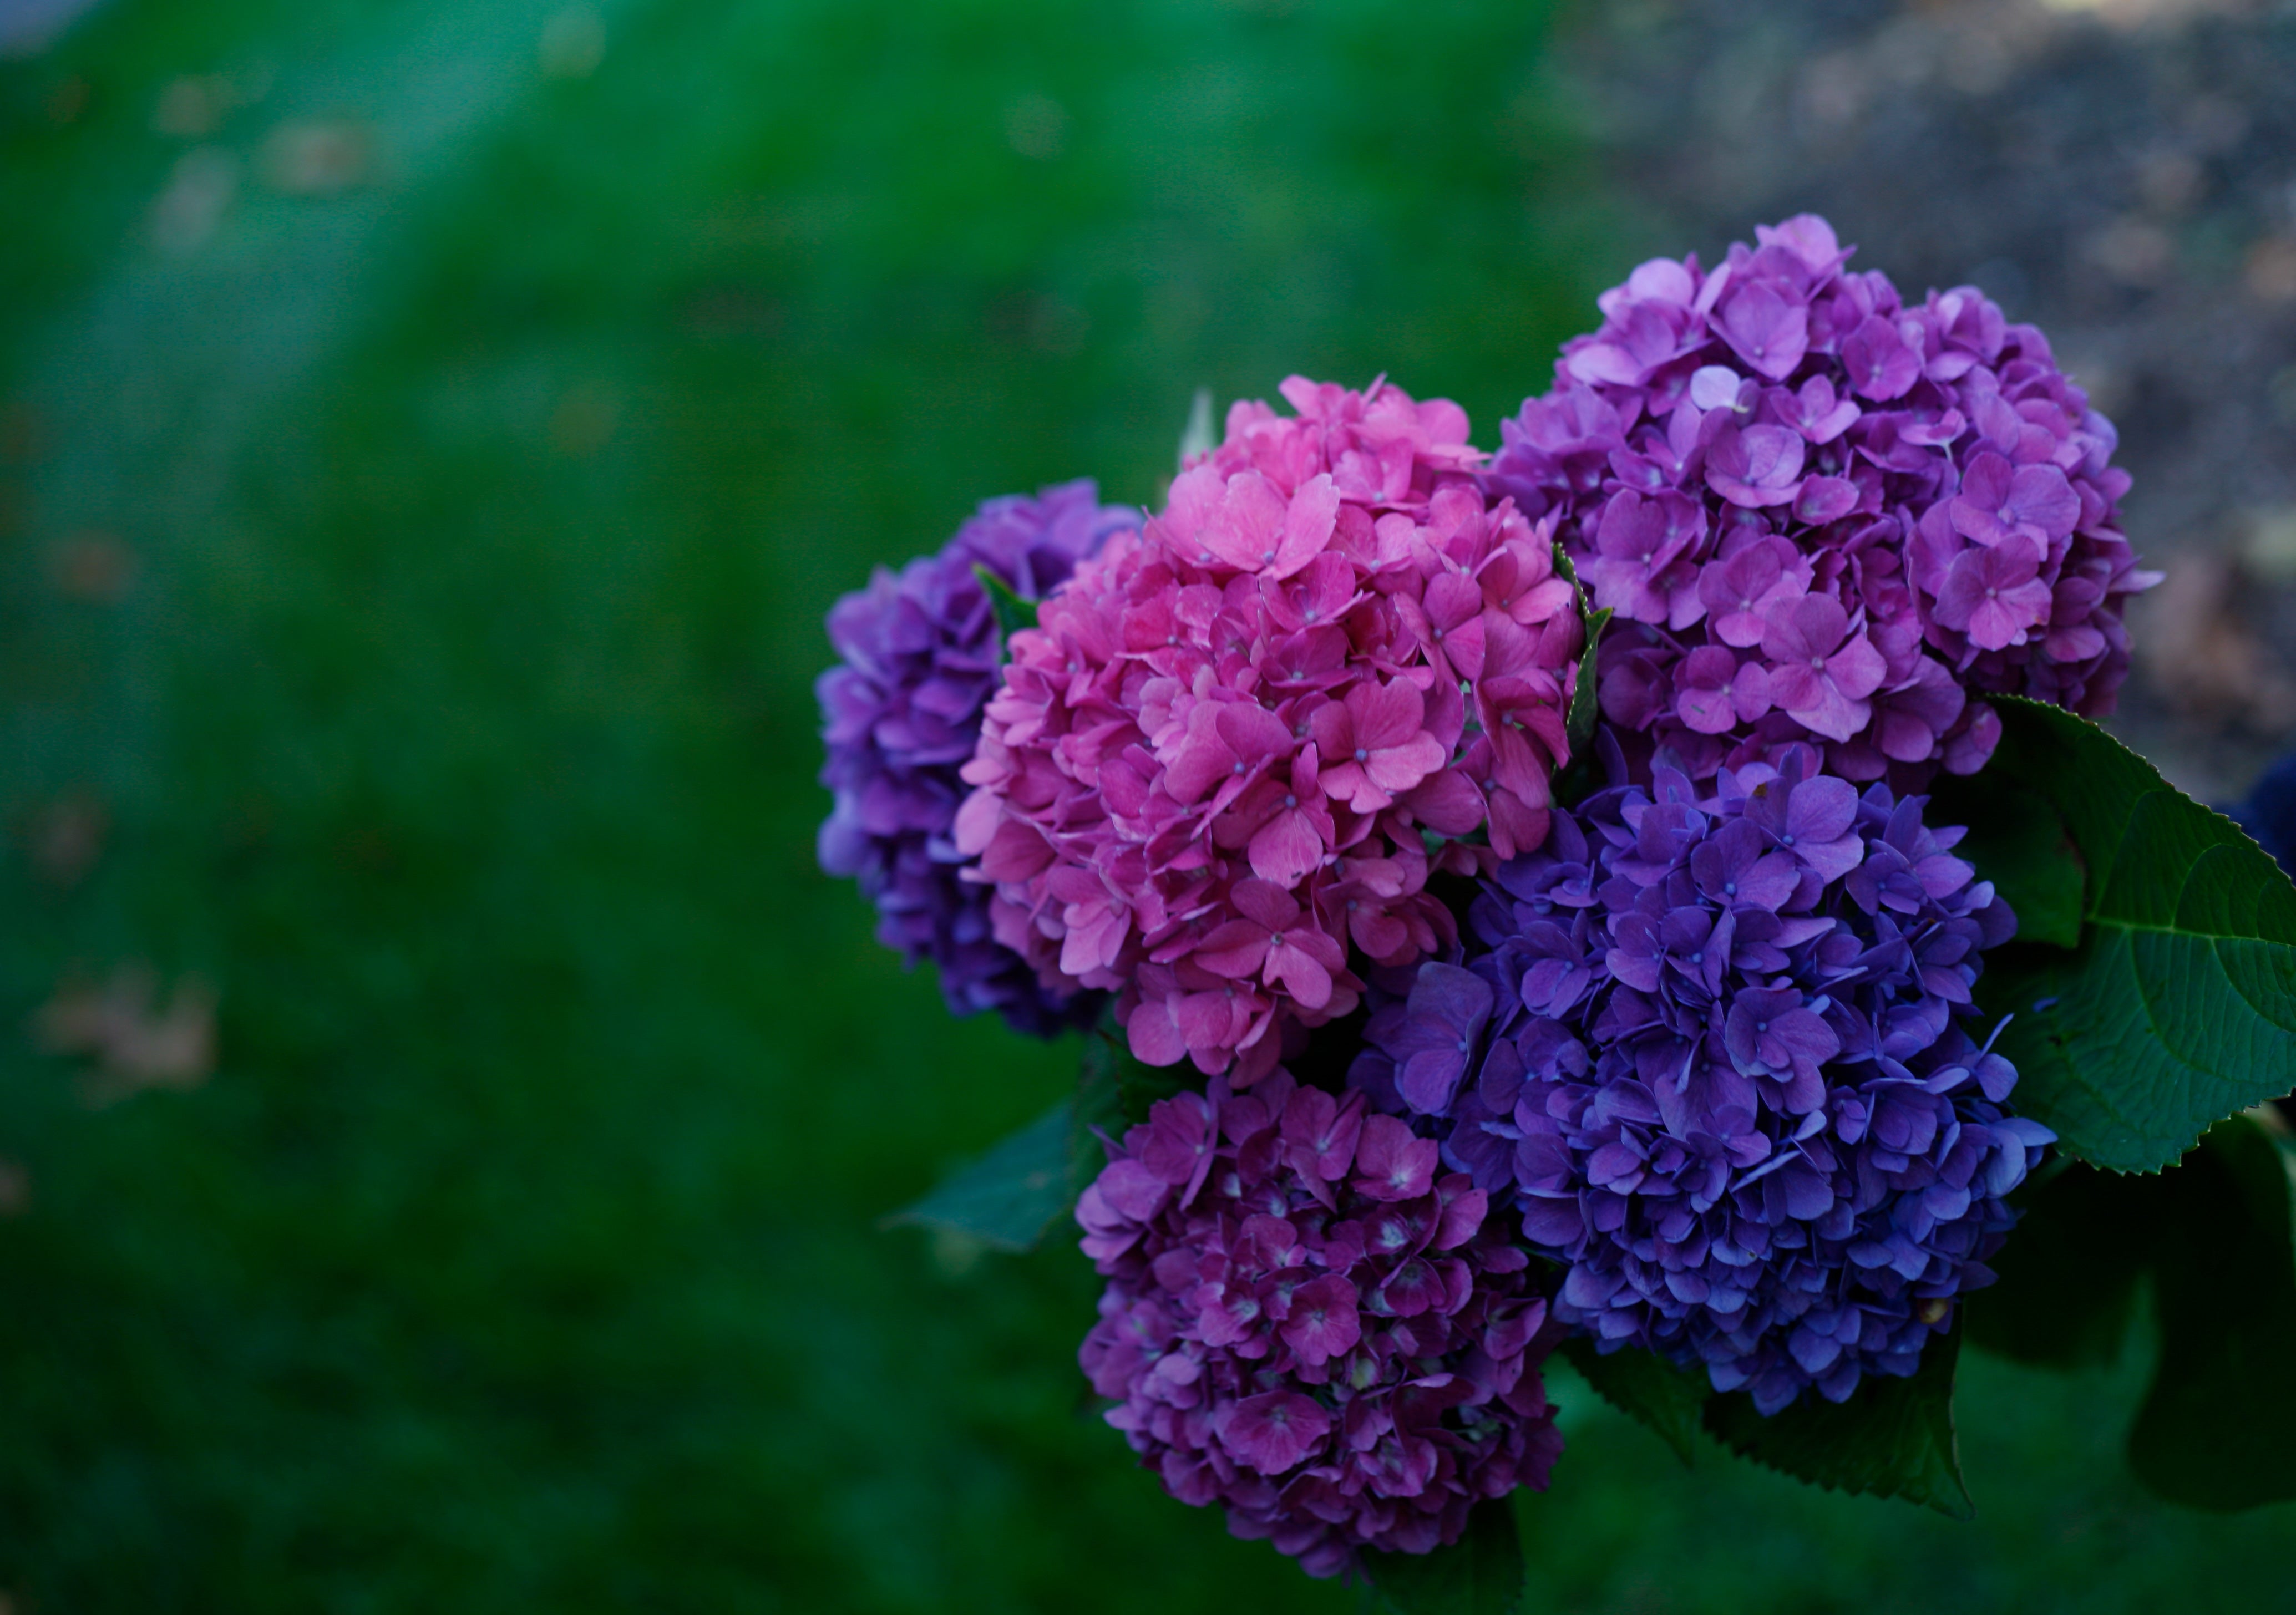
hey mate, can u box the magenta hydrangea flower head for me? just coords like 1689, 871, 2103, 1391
955, 378, 1584, 1079
1076, 1069, 1564, 1578
1351, 749, 2055, 1414
1486, 214, 2158, 785
817, 480, 1136, 1034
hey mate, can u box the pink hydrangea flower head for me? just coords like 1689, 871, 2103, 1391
1487, 215, 2159, 786
957, 378, 1585, 1078
1076, 1069, 1564, 1578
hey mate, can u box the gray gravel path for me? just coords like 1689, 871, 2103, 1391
1557, 0, 2296, 798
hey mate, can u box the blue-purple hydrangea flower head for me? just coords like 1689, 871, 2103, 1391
1076, 1070, 1563, 1577
817, 480, 1135, 1034
1352, 748, 2054, 1413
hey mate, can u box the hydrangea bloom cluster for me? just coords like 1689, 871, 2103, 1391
1077, 1069, 1563, 1576
956, 378, 1584, 1079
1351, 750, 2055, 1413
817, 481, 1136, 1034
1485, 214, 2157, 785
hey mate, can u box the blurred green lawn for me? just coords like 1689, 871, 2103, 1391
0, 1, 2289, 1609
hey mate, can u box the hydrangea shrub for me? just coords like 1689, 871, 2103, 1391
1353, 751, 2055, 1413
1077, 1070, 1564, 1576
830, 220, 2296, 1580
1486, 215, 2158, 786
817, 480, 1135, 1033
956, 378, 1584, 1080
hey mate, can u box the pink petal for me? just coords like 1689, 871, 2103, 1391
1217, 702, 1295, 762
1126, 996, 1188, 1066
979, 817, 1057, 882
1269, 473, 1341, 580
1347, 680, 1426, 750
1401, 768, 1486, 836
1349, 902, 1411, 960
1265, 936, 1334, 1010
1365, 730, 1448, 793
950, 787, 1003, 857
1248, 809, 1326, 886
1197, 470, 1291, 571
1422, 571, 1483, 631
1230, 877, 1302, 932
1317, 760, 1381, 813
1194, 920, 1273, 979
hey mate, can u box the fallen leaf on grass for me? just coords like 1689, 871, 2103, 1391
33, 964, 216, 1105
261, 120, 375, 196
539, 7, 606, 79
18, 788, 108, 888
150, 73, 260, 139
150, 147, 239, 256
1, 399, 45, 464
549, 382, 619, 456
49, 531, 137, 602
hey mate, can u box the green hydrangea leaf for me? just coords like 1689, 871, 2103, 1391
880, 1101, 1078, 1253
972, 561, 1040, 642
1073, 1025, 1188, 1164
1702, 1318, 1971, 1519
1969, 1116, 2296, 1510
1968, 697, 2296, 1173
1560, 1337, 1708, 1466
1549, 541, 1611, 808
887, 1028, 1196, 1256
1964, 1159, 2149, 1368
1928, 768, 2086, 950
1366, 1494, 1522, 1615
2127, 1113, 2296, 1510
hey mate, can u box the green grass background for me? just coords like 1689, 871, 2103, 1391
0, 0, 2289, 1608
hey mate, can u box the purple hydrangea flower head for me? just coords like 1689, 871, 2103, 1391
1352, 747, 2055, 1414
817, 480, 1136, 1033
1076, 1068, 1564, 1578
1487, 214, 2161, 786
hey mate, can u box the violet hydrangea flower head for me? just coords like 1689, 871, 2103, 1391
1076, 1068, 1564, 1577
955, 378, 1584, 1080
817, 480, 1136, 1034
1486, 214, 2159, 786
1352, 748, 2055, 1414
